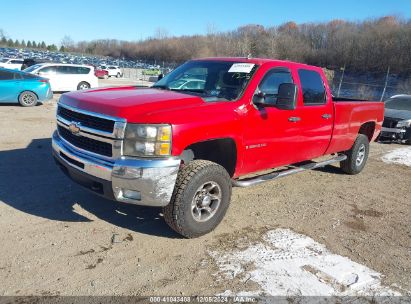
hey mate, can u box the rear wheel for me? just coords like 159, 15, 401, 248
18, 91, 38, 107
340, 134, 369, 174
163, 160, 232, 238
77, 81, 90, 90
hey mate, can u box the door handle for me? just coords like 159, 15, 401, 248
322, 114, 332, 119
288, 116, 301, 122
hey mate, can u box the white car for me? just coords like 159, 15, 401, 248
24, 63, 98, 92
0, 58, 24, 70
101, 65, 122, 78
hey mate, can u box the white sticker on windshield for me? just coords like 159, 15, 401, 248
228, 63, 255, 73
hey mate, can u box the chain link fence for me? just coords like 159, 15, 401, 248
120, 62, 411, 99
328, 67, 411, 101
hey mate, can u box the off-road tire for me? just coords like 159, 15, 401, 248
163, 160, 232, 238
18, 91, 38, 107
340, 134, 369, 175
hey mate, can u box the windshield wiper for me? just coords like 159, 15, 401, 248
172, 89, 207, 95
151, 85, 170, 90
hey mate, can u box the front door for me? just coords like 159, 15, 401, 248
0, 70, 21, 102
242, 67, 304, 174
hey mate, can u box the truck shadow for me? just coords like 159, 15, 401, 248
0, 138, 179, 238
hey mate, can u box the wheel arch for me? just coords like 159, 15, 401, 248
18, 90, 39, 103
358, 121, 376, 142
181, 138, 237, 177
18, 90, 39, 99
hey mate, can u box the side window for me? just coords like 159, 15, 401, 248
258, 68, 293, 105
22, 73, 37, 79
56, 66, 68, 74
13, 73, 23, 80
0, 70, 14, 80
38, 66, 56, 75
77, 67, 90, 74
298, 69, 326, 104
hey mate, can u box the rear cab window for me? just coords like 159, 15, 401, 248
298, 69, 326, 105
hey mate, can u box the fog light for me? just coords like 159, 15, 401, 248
122, 189, 141, 200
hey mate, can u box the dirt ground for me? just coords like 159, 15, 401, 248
0, 79, 410, 296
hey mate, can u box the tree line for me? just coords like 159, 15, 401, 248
1, 16, 411, 74
0, 31, 59, 52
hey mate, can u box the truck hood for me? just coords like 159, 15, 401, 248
384, 108, 411, 120
59, 86, 206, 122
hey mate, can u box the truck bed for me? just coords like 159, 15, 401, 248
325, 101, 384, 154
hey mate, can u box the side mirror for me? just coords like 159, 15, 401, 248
253, 91, 266, 106
276, 83, 298, 110
157, 73, 164, 81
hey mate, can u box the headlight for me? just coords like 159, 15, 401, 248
123, 124, 172, 157
396, 119, 411, 128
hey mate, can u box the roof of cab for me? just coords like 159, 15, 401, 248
194, 57, 322, 69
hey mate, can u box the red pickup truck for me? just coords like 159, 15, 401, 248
52, 57, 384, 238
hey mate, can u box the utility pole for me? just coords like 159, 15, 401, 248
337, 64, 346, 97
380, 66, 390, 101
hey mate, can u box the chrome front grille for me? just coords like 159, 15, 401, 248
56, 104, 126, 159
382, 117, 401, 128
57, 125, 113, 157
57, 106, 115, 133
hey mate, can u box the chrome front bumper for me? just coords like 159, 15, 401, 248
380, 126, 407, 140
381, 127, 406, 134
52, 131, 181, 207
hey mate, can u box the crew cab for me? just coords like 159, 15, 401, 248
52, 58, 384, 238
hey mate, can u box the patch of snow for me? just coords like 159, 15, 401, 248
210, 229, 401, 297
381, 147, 411, 167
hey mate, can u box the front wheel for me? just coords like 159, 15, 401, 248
163, 160, 232, 238
340, 134, 369, 175
18, 91, 38, 107
77, 81, 90, 90
116, 72, 121, 78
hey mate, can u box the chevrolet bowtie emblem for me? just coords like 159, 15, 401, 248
69, 122, 81, 135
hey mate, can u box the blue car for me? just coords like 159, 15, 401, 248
0, 67, 53, 106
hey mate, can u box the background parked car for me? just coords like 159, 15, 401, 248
94, 67, 109, 79
380, 94, 411, 144
168, 78, 206, 90
23, 63, 98, 92
0, 67, 53, 106
101, 65, 122, 78
21, 58, 51, 70
0, 58, 24, 70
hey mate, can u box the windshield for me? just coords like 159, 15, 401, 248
153, 60, 258, 101
385, 96, 411, 111
23, 64, 43, 73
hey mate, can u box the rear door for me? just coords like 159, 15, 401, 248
0, 70, 21, 102
295, 68, 333, 160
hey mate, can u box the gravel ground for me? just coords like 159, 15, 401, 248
0, 80, 410, 296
